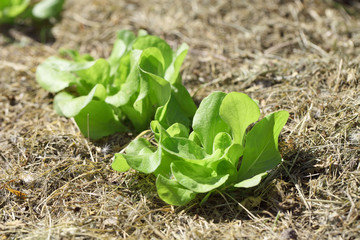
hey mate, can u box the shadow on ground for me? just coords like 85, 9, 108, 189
172, 148, 322, 223
0, 22, 56, 44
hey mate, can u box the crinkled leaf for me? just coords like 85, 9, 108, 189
58, 84, 106, 117
234, 172, 267, 188
121, 104, 148, 131
112, 154, 130, 172
225, 143, 243, 167
161, 136, 208, 161
132, 35, 173, 70
237, 111, 288, 181
105, 50, 142, 107
76, 58, 110, 86
156, 174, 196, 206
121, 74, 155, 131
193, 91, 230, 154
135, 47, 173, 129
127, 137, 156, 154
32, 0, 64, 19
213, 132, 232, 155
139, 63, 171, 107
216, 159, 237, 180
142, 71, 170, 106
139, 47, 165, 76
154, 95, 192, 129
150, 120, 161, 140
171, 82, 197, 118
0, 0, 29, 22
113, 138, 155, 172
41, 56, 96, 72
120, 98, 152, 131
108, 30, 136, 72
171, 161, 229, 193
166, 123, 189, 138
121, 138, 161, 174
137, 29, 148, 37
53, 91, 73, 116
272, 110, 289, 149
219, 92, 260, 145
110, 52, 131, 91
164, 43, 189, 84
153, 126, 220, 178
74, 100, 125, 139
108, 40, 127, 76
152, 127, 183, 177
175, 149, 225, 170
59, 49, 94, 62
117, 30, 137, 46
124, 150, 161, 174
189, 131, 202, 146
153, 149, 181, 178
36, 62, 77, 92
150, 120, 189, 142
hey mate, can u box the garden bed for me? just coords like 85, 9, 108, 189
1, 0, 359, 239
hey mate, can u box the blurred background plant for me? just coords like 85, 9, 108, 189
0, 0, 65, 42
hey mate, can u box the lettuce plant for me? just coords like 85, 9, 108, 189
36, 30, 196, 139
112, 92, 289, 206
0, 0, 64, 23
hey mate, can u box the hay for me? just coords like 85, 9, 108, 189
1, 0, 359, 239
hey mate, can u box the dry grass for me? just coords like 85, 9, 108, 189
1, 0, 359, 239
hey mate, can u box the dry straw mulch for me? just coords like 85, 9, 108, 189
1, 0, 359, 239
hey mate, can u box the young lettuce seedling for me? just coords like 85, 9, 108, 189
36, 30, 196, 139
0, 0, 65, 24
112, 91, 289, 206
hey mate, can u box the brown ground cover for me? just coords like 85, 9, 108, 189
1, 0, 359, 239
